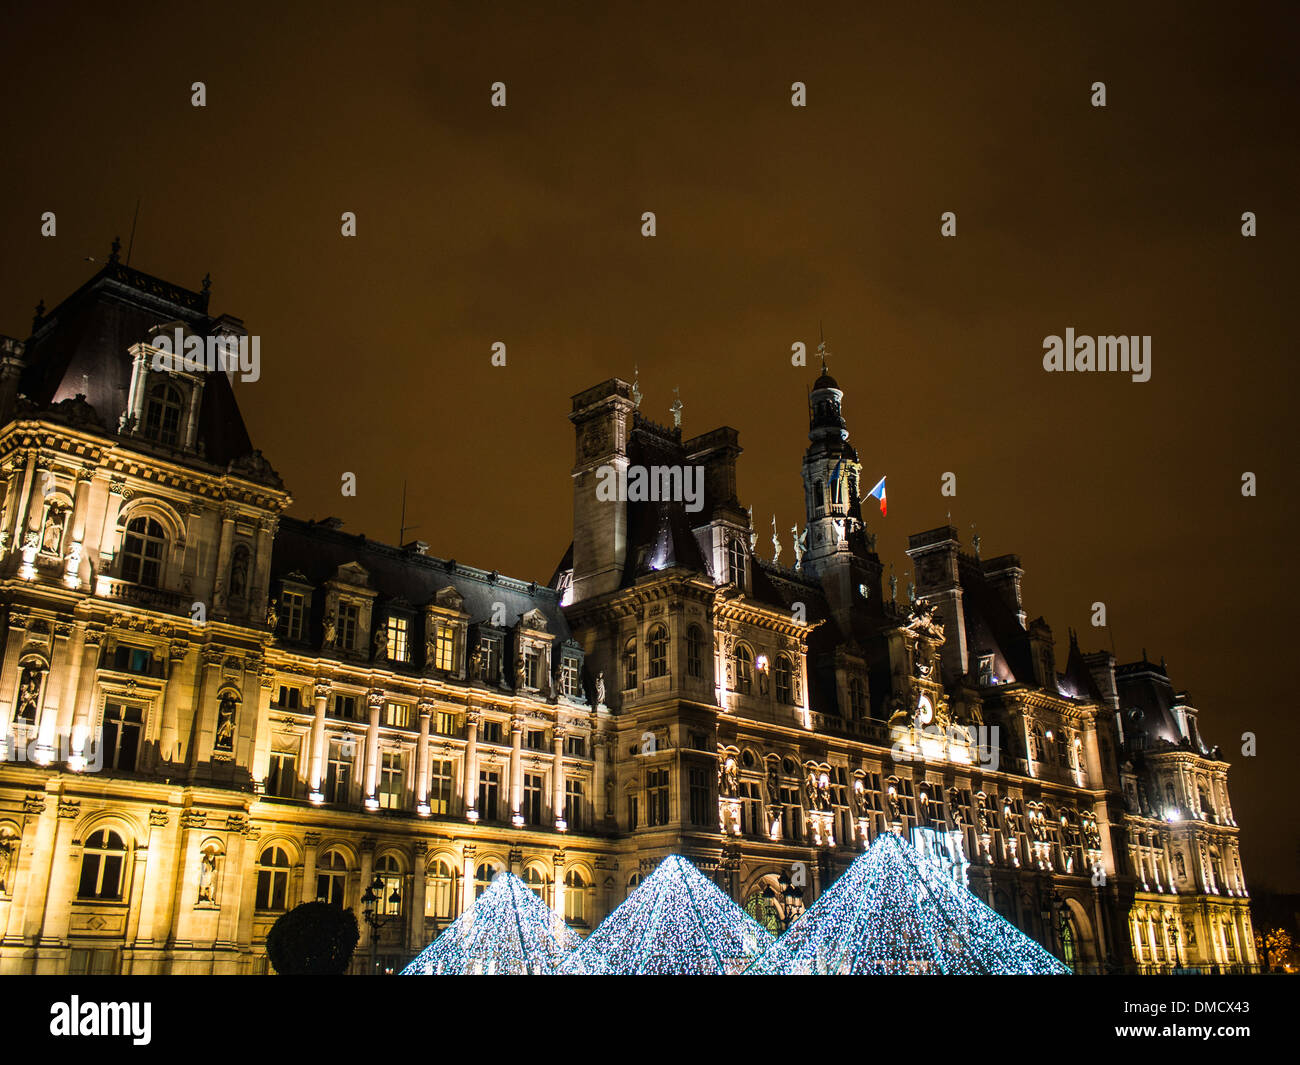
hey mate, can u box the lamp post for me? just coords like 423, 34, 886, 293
360, 875, 402, 975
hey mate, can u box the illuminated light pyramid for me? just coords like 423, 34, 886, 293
746, 832, 1070, 975
561, 855, 774, 975
401, 871, 580, 975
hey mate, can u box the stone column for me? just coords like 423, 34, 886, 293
464, 710, 480, 820
234, 826, 261, 954
415, 701, 433, 815
592, 729, 609, 822
552, 725, 567, 829
307, 680, 330, 801
363, 690, 383, 810
212, 504, 237, 615
302, 833, 320, 904
509, 716, 524, 825
34, 800, 82, 964
132, 808, 173, 950
409, 842, 428, 952
461, 843, 476, 913
552, 850, 566, 919
151, 641, 189, 773
250, 517, 276, 624
93, 480, 128, 588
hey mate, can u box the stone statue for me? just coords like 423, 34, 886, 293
215, 692, 237, 752
720, 756, 738, 798
770, 516, 781, 564
198, 850, 217, 902
747, 507, 757, 551
265, 597, 278, 631
374, 623, 388, 661
889, 566, 897, 603
230, 548, 249, 598
15, 666, 42, 724
977, 795, 991, 835
595, 671, 606, 707
323, 614, 337, 647
817, 772, 831, 812
791, 525, 804, 567
887, 785, 901, 822
516, 657, 527, 690
42, 509, 63, 553
852, 778, 869, 817
631, 364, 642, 409
470, 644, 484, 679
670, 387, 683, 429
0, 838, 13, 894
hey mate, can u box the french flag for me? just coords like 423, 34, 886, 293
867, 476, 887, 516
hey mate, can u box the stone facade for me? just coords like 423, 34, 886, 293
0, 262, 1254, 973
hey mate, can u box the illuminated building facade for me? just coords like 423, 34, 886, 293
0, 258, 1254, 973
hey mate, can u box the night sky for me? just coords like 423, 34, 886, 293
1, 1, 1296, 890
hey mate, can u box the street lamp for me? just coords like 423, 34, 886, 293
360, 875, 401, 975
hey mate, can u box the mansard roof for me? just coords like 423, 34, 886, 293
1116, 656, 1210, 754
621, 416, 710, 583
955, 554, 1035, 685
271, 515, 573, 640
16, 258, 256, 466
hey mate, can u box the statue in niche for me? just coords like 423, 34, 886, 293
817, 772, 831, 812
229, 546, 249, 599
265, 598, 278, 631
15, 666, 42, 723
0, 838, 13, 893
42, 508, 64, 554
719, 756, 738, 799
198, 850, 217, 902
887, 785, 901, 823
469, 644, 484, 679
323, 614, 337, 647
977, 795, 991, 835
595, 671, 606, 708
214, 692, 237, 751
1176, 852, 1186, 879
852, 778, 869, 817
373, 623, 388, 661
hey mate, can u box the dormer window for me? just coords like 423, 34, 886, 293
121, 517, 165, 587
728, 537, 746, 591
278, 591, 305, 641
386, 615, 410, 663
433, 621, 457, 671
558, 657, 579, 697
338, 601, 360, 651
144, 382, 185, 446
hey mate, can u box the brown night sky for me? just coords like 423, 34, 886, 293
1, 1, 1296, 889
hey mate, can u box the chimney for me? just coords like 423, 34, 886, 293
905, 525, 968, 676
982, 554, 1026, 628
568, 379, 637, 604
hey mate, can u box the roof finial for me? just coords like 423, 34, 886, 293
816, 321, 830, 375
202, 272, 212, 294
32, 299, 45, 330
670, 386, 682, 429
108, 236, 121, 264
631, 364, 642, 409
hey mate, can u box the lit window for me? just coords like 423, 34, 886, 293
77, 830, 126, 900
523, 865, 551, 905
266, 749, 298, 798
564, 868, 590, 925
428, 759, 453, 815
728, 538, 746, 590
733, 644, 754, 695
143, 382, 184, 446
474, 861, 501, 898
374, 854, 402, 915
565, 779, 584, 831
383, 701, 410, 729
378, 751, 405, 809
624, 637, 638, 690
425, 859, 459, 920
121, 517, 165, 588
386, 616, 410, 663
325, 739, 353, 803
434, 622, 457, 671
559, 657, 578, 697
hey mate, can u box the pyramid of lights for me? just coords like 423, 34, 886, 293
401, 871, 580, 975
746, 832, 1070, 975
560, 855, 774, 975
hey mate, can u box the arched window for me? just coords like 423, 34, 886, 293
686, 625, 704, 679
255, 845, 291, 911
315, 849, 348, 906
77, 829, 126, 900
522, 865, 552, 905
775, 654, 793, 704
728, 538, 746, 591
648, 624, 668, 679
848, 677, 866, 719
733, 644, 754, 695
1060, 913, 1078, 970
624, 637, 638, 691
374, 854, 402, 915
425, 859, 460, 921
474, 860, 502, 899
564, 868, 590, 925
121, 516, 165, 588
627, 871, 642, 898
143, 382, 185, 446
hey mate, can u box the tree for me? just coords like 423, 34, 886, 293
1254, 927, 1294, 971
266, 902, 360, 975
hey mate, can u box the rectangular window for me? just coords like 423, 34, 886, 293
478, 635, 501, 681
386, 616, 410, 663
523, 773, 544, 825
647, 768, 670, 827
279, 592, 305, 641
428, 759, 454, 815
337, 601, 359, 651
688, 767, 712, 827
564, 779, 584, 832
478, 770, 500, 821
68, 949, 118, 976
102, 702, 143, 772
481, 720, 503, 745
565, 734, 586, 758
434, 710, 459, 737
740, 781, 764, 836
275, 685, 301, 710
325, 739, 353, 804
780, 786, 803, 843
524, 648, 541, 688
266, 752, 297, 798
559, 658, 578, 697
383, 701, 409, 729
435, 622, 457, 671
526, 729, 546, 750
332, 694, 357, 720
627, 794, 639, 831
378, 751, 404, 809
